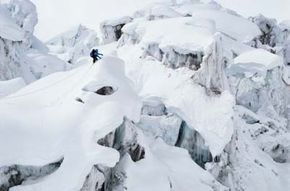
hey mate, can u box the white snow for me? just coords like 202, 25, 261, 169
0, 57, 141, 191
235, 49, 282, 69
122, 17, 215, 52
122, 139, 227, 191
230, 49, 283, 77
0, 78, 26, 98
118, 44, 234, 156
190, 7, 261, 42
216, 0, 290, 22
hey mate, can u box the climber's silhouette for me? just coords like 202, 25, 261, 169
90, 49, 103, 63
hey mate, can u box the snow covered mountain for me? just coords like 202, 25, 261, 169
1, 0, 290, 191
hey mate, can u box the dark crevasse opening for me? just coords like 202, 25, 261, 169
138, 98, 215, 169
175, 121, 213, 168
114, 24, 126, 41
144, 43, 204, 71
95, 86, 116, 96
101, 17, 133, 43
97, 118, 145, 162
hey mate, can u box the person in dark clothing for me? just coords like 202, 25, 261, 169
90, 49, 103, 63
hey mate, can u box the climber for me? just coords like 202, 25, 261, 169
90, 49, 103, 63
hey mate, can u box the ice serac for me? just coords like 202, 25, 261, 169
101, 16, 133, 44
47, 25, 99, 66
138, 99, 214, 168
0, 0, 66, 83
250, 15, 287, 48
119, 17, 214, 70
93, 110, 227, 191
228, 48, 286, 116
193, 33, 229, 94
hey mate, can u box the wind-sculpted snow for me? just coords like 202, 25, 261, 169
0, 57, 141, 191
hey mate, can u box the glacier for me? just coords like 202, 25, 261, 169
0, 0, 290, 191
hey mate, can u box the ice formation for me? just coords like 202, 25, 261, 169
47, 25, 99, 67
1, 0, 290, 191
0, 0, 66, 83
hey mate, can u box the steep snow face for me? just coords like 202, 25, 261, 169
47, 25, 99, 67
228, 49, 286, 116
119, 17, 214, 70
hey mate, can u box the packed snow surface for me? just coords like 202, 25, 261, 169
230, 49, 283, 77
234, 49, 283, 69
123, 17, 215, 52
0, 57, 141, 191
0, 78, 26, 98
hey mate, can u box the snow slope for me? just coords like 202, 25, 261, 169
0, 57, 141, 191
0, 78, 26, 98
